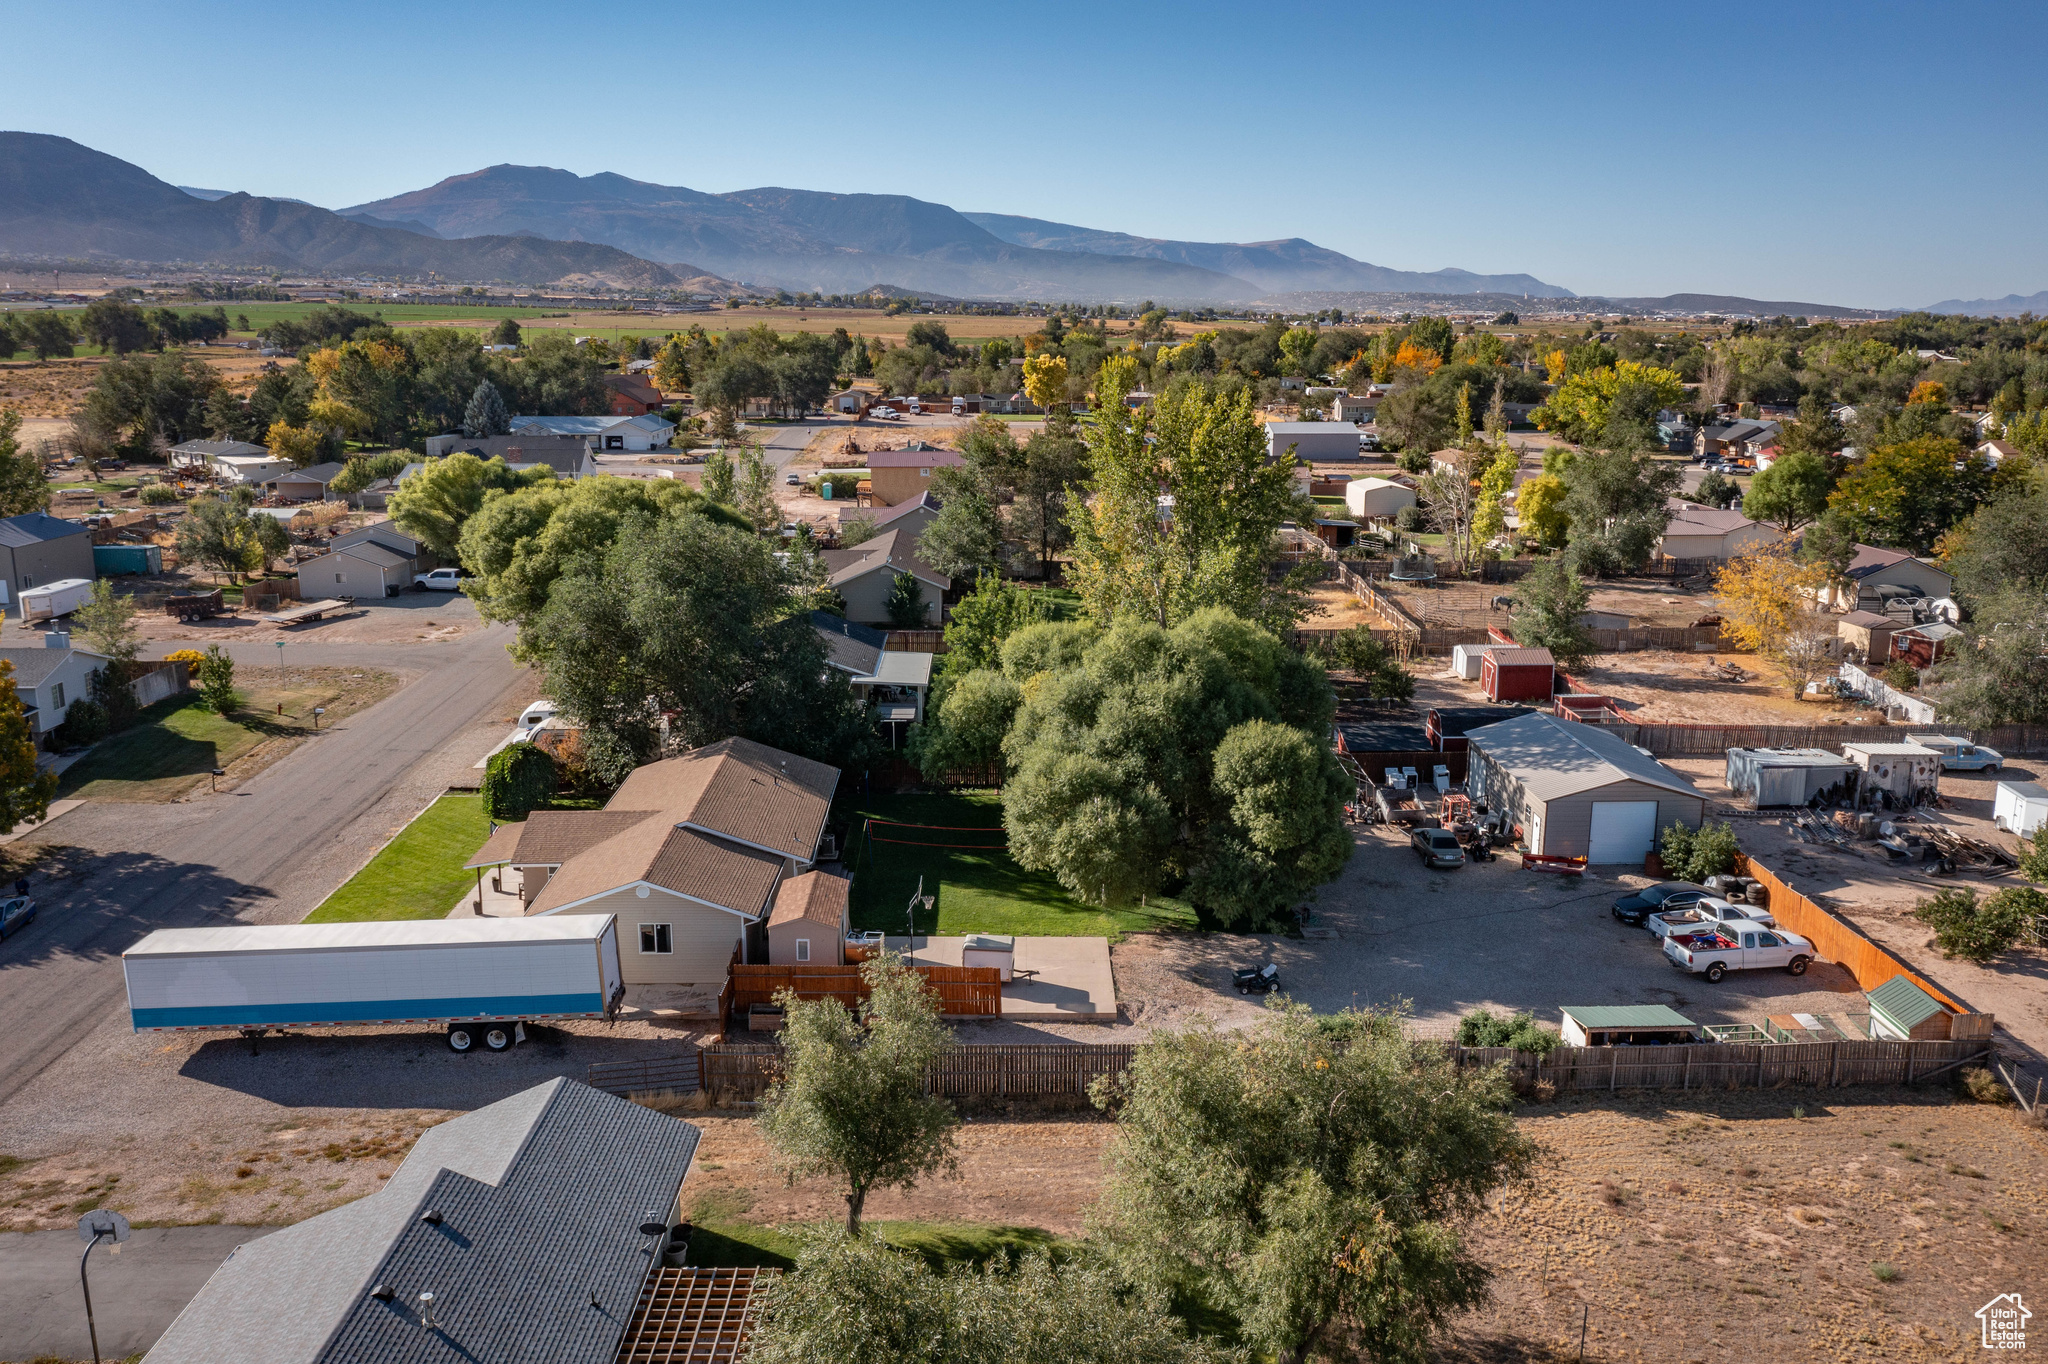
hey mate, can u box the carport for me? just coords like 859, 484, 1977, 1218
1466, 712, 1705, 863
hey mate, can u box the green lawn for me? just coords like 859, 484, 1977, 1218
685, 1189, 1065, 1273
307, 795, 490, 923
58, 695, 291, 801
840, 790, 1194, 939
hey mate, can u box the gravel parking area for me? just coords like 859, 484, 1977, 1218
1104, 825, 1869, 1040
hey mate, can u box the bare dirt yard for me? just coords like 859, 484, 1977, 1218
1, 350, 269, 420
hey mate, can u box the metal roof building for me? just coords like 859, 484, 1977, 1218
1466, 712, 1704, 863
1867, 975, 1952, 1041
1558, 1005, 1700, 1047
144, 1078, 701, 1364
1725, 747, 1857, 807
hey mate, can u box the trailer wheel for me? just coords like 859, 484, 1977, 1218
447, 1025, 477, 1053
483, 1026, 514, 1052
1704, 962, 1727, 983
1786, 955, 1810, 976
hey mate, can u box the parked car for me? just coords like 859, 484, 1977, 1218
1662, 925, 1813, 982
785, 473, 800, 485
0, 896, 35, 941
1650, 897, 1777, 938
1611, 881, 1710, 926
1411, 827, 1465, 869
415, 568, 464, 591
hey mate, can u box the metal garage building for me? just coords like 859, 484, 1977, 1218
1725, 747, 1858, 807
1466, 712, 1706, 863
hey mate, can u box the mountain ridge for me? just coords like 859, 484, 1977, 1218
1922, 290, 2048, 317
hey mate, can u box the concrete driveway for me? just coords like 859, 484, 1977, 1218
1, 1223, 274, 1360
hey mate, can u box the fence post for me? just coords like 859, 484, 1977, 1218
1828, 1043, 1838, 1088
1757, 1048, 1765, 1090
1682, 1049, 1690, 1091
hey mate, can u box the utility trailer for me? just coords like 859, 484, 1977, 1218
122, 915, 625, 1053
163, 588, 226, 622
260, 596, 354, 626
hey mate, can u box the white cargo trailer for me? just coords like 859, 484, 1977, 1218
19, 577, 95, 622
123, 915, 624, 1053
1994, 780, 2048, 837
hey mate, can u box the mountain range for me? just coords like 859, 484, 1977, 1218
0, 134, 678, 288
1922, 290, 2048, 317
342, 165, 1578, 303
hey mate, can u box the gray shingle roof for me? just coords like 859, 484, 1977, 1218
0, 645, 100, 686
0, 512, 90, 548
812, 611, 885, 674
144, 1079, 699, 1364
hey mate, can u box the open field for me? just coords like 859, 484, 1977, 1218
839, 790, 1196, 939
305, 793, 490, 923
56, 666, 400, 802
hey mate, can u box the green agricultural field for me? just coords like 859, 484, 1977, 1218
838, 790, 1193, 939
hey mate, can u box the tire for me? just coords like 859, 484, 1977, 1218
1704, 962, 1727, 983
484, 1026, 514, 1052
447, 1025, 476, 1053
1237, 986, 1250, 995
1786, 956, 1810, 976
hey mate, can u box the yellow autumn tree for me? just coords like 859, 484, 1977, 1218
264, 420, 325, 468
1021, 353, 1069, 414
1715, 542, 1836, 695
1390, 340, 1443, 378
1516, 472, 1569, 547
1907, 380, 1948, 407
1544, 349, 1568, 384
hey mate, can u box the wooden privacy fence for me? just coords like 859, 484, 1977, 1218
1451, 1038, 1993, 1092
585, 1052, 704, 1098
728, 963, 1001, 1018
1736, 855, 1984, 1024
698, 1042, 1136, 1101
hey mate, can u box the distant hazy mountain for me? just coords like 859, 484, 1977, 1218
344, 166, 1264, 302
962, 212, 1575, 299
1922, 290, 2048, 317
1588, 293, 1889, 319
0, 134, 677, 287
180, 185, 316, 208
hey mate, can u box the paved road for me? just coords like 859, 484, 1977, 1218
3, 1224, 276, 1360
0, 622, 525, 1108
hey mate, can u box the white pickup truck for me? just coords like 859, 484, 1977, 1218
1663, 923, 1813, 982
1649, 896, 1777, 938
415, 567, 464, 591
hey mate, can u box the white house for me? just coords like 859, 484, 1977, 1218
1658, 498, 1783, 561
509, 413, 675, 452
167, 439, 290, 485
0, 638, 110, 742
1978, 438, 2019, 466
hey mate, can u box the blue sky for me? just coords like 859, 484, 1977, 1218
11, 0, 2044, 307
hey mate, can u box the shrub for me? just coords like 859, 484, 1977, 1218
164, 648, 205, 667
55, 698, 110, 747
1394, 504, 1425, 532
1456, 1007, 1562, 1055
1913, 886, 2037, 964
1660, 819, 1739, 883
1315, 626, 1415, 700
1882, 659, 1918, 691
482, 741, 557, 822
196, 645, 237, 715
1959, 1066, 2013, 1104
139, 483, 182, 505
1871, 1263, 1899, 1283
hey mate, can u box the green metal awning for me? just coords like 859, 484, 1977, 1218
1560, 1005, 1698, 1029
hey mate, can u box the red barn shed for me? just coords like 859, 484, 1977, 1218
1481, 647, 1555, 703
1888, 621, 1961, 669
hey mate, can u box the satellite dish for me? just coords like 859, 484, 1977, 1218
78, 1209, 130, 1244
638, 1221, 668, 1237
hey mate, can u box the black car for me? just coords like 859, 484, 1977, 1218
1411, 827, 1465, 869
1611, 881, 1710, 926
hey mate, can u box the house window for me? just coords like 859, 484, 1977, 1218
639, 923, 672, 954
51, 683, 64, 710
335, 573, 345, 583
919, 468, 931, 477
794, 938, 810, 963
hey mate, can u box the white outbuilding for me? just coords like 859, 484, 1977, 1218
1344, 476, 1419, 520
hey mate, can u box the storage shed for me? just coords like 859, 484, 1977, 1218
1889, 621, 1962, 668
1725, 748, 1858, 807
1836, 610, 1896, 666
1559, 1005, 1701, 1047
1481, 646, 1555, 702
766, 870, 850, 967
1449, 642, 1500, 680
1344, 476, 1417, 520
91, 543, 162, 576
1993, 780, 2048, 837
1466, 712, 1706, 862
1266, 422, 1363, 462
1841, 742, 1941, 802
1866, 975, 1952, 1041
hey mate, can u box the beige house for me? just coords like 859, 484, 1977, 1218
866, 446, 964, 506
819, 527, 949, 626
1657, 498, 1783, 562
467, 739, 839, 998
766, 870, 851, 965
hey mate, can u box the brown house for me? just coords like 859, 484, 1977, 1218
865, 446, 964, 507
1836, 610, 1896, 666
603, 372, 667, 416
466, 739, 840, 1001
766, 870, 850, 965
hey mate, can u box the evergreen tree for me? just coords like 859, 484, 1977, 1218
462, 380, 512, 438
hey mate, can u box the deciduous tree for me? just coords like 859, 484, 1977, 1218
0, 411, 50, 516
1715, 542, 1834, 694
0, 659, 54, 832
1742, 448, 1834, 531
1092, 1002, 1538, 1364
389, 451, 534, 559
1509, 557, 1595, 669
1825, 437, 1987, 555
757, 953, 959, 1235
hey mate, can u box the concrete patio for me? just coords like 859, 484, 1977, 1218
887, 934, 1117, 1022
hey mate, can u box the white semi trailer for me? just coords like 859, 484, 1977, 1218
123, 915, 625, 1053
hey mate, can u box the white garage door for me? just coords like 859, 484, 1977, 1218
1587, 801, 1659, 864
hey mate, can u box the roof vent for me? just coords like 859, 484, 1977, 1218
418, 1291, 439, 1331
420, 1209, 443, 1226
370, 1283, 394, 1301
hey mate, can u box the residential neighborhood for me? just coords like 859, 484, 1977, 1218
2, 8, 2046, 1362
